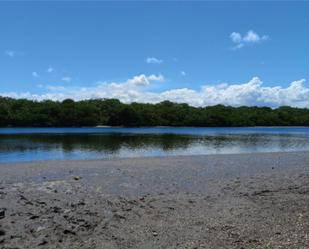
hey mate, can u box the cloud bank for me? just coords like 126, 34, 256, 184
1, 75, 309, 108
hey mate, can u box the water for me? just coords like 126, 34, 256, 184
1, 127, 309, 162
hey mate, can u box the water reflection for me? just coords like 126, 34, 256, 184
1, 132, 309, 162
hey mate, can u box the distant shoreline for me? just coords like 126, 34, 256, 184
2, 97, 309, 127
1, 125, 309, 129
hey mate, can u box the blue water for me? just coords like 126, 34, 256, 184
1, 127, 309, 135
1, 127, 309, 162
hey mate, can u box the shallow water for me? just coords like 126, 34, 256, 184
1, 127, 309, 162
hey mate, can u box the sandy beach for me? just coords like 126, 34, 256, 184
0, 152, 309, 248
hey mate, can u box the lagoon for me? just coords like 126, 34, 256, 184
1, 127, 309, 162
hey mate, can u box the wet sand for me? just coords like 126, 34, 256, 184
0, 152, 309, 248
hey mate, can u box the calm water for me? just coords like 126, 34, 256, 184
1, 127, 309, 162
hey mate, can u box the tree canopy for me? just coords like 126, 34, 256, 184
1, 97, 309, 127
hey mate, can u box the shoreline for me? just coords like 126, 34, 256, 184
1, 125, 309, 129
1, 152, 309, 248
1, 149, 309, 166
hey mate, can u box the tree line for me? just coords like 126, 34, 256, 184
1, 97, 309, 127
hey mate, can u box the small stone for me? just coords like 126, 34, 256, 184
73, 176, 82, 181
63, 229, 76, 235
36, 226, 46, 233
0, 209, 5, 219
29, 215, 39, 220
113, 213, 126, 220
152, 231, 158, 237
77, 201, 85, 206
38, 240, 48, 246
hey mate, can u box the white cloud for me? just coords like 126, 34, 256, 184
2, 76, 309, 108
32, 72, 39, 78
232, 43, 244, 50
127, 74, 151, 86
230, 32, 242, 43
146, 57, 163, 64
147, 74, 164, 82
243, 30, 268, 43
127, 74, 164, 86
5, 50, 16, 58
62, 77, 72, 82
47, 67, 54, 73
230, 30, 269, 49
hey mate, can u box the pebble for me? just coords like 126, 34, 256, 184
36, 226, 46, 233
73, 176, 82, 181
0, 209, 5, 219
38, 240, 48, 246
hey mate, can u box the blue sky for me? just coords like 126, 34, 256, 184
1, 1, 309, 107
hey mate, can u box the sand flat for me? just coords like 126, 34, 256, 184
0, 152, 309, 248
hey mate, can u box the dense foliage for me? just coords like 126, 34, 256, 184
1, 97, 309, 127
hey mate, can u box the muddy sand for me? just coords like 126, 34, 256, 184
0, 152, 309, 248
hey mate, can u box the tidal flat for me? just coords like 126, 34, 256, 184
0, 152, 309, 248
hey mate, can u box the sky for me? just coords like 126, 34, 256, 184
0, 1, 309, 107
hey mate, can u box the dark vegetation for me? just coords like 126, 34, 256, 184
1, 97, 309, 127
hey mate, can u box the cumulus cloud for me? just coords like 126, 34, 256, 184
243, 30, 268, 43
147, 74, 164, 82
2, 75, 309, 108
146, 57, 163, 64
127, 74, 164, 86
230, 30, 269, 49
230, 32, 242, 43
127, 75, 150, 86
